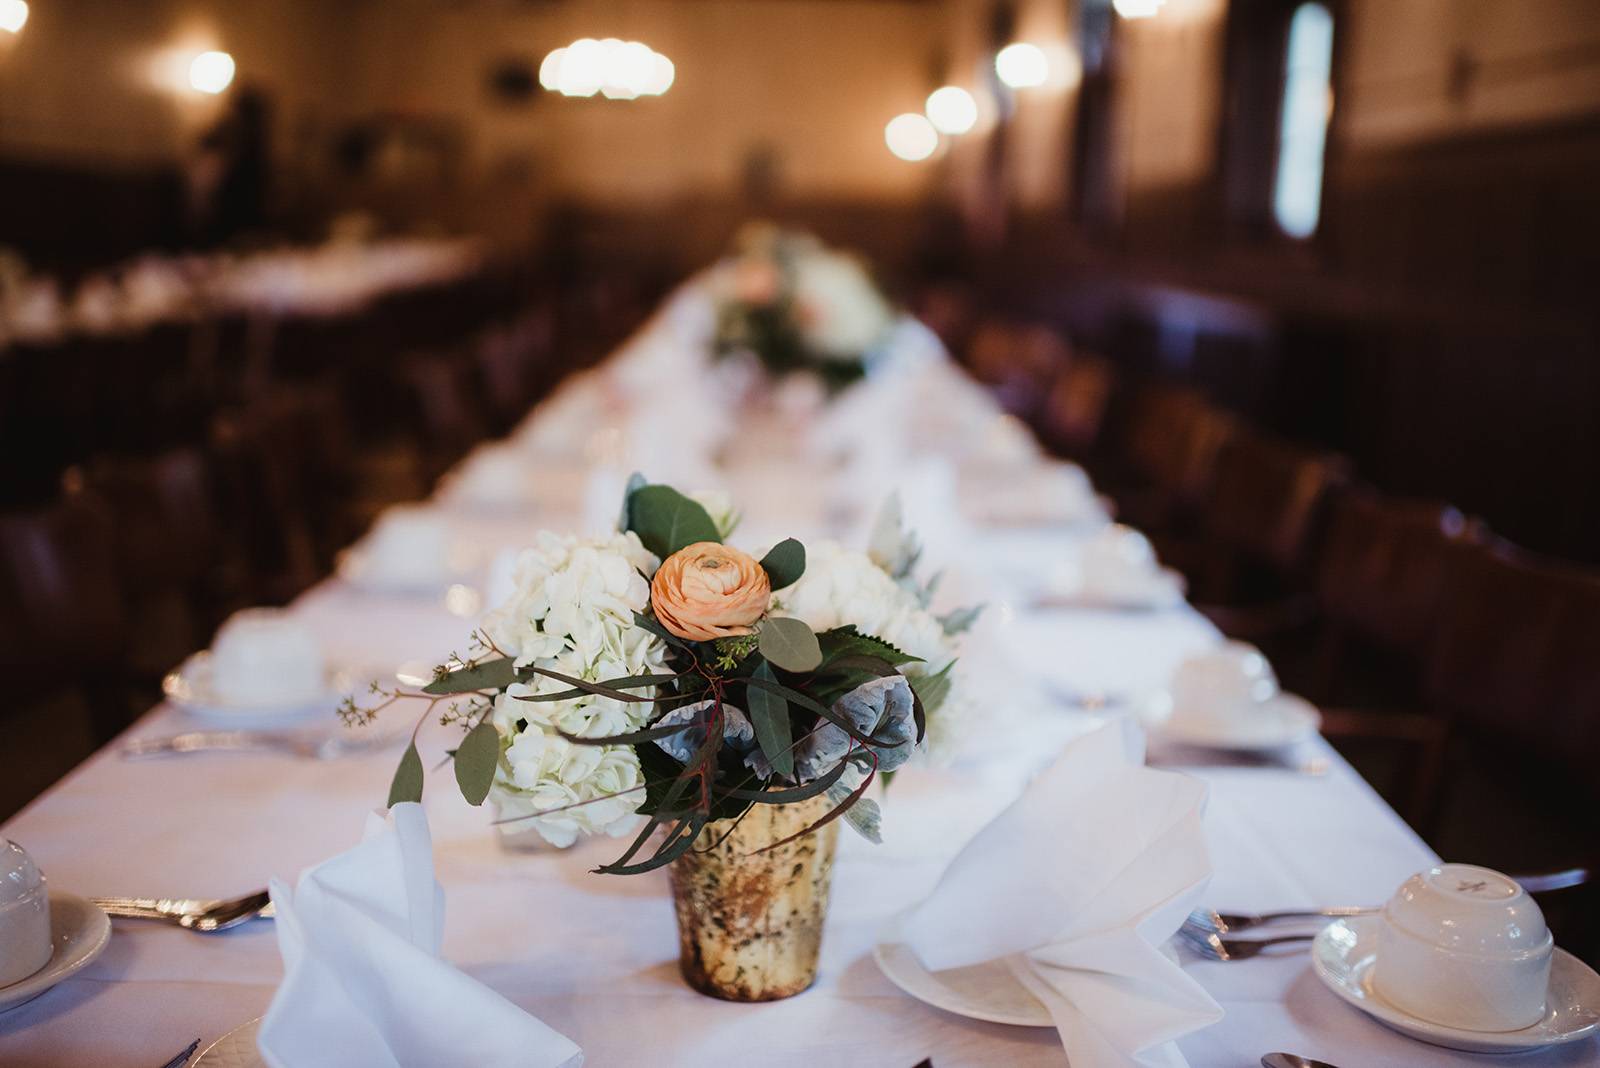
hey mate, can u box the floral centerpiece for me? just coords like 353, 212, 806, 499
711, 226, 896, 395
345, 479, 974, 1000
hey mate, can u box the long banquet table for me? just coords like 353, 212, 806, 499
3, 283, 1594, 1068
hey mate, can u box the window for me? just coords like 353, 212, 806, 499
1272, 2, 1335, 239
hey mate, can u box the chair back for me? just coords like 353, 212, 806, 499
1207, 430, 1348, 573
1042, 351, 1116, 456
1424, 539, 1600, 793
0, 492, 126, 676
1317, 489, 1480, 653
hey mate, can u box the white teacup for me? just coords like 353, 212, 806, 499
1163, 641, 1279, 735
456, 447, 534, 507
362, 508, 450, 586
1373, 864, 1553, 1031
1078, 524, 1161, 599
0, 840, 52, 987
210, 609, 326, 707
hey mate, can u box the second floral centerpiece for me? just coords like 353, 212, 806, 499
346, 479, 969, 1001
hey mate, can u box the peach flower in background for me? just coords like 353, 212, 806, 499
651, 542, 771, 641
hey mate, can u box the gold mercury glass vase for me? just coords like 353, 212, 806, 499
668, 793, 840, 1001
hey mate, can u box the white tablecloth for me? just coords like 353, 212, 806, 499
3, 286, 1594, 1068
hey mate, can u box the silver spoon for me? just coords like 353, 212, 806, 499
1262, 1054, 1340, 1068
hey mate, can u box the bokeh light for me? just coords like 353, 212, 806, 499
994, 43, 1048, 89
543, 38, 674, 100
925, 86, 978, 135
885, 113, 939, 162
188, 50, 236, 94
1113, 0, 1167, 18
0, 0, 28, 35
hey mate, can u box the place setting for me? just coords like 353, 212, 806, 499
136, 608, 406, 761
1031, 524, 1188, 613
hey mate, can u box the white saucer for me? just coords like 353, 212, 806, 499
1038, 569, 1188, 612
1312, 916, 1600, 1053
0, 893, 112, 1014
874, 942, 1051, 1026
1145, 692, 1322, 752
336, 549, 470, 595
194, 1017, 264, 1067
164, 653, 350, 727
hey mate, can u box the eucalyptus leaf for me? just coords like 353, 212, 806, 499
758, 538, 806, 590
938, 603, 984, 637
746, 662, 795, 778
422, 657, 517, 696
453, 719, 500, 806
387, 741, 424, 807
626, 484, 721, 558
827, 780, 883, 843
758, 616, 822, 672
618, 471, 649, 532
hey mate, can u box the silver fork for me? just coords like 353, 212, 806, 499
121, 731, 374, 761
1187, 906, 1376, 935
1178, 926, 1314, 961
91, 890, 275, 932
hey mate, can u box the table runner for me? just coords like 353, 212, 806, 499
3, 284, 1592, 1068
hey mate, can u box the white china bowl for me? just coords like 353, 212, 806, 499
0, 840, 51, 988
1164, 641, 1280, 737
210, 609, 327, 707
1373, 864, 1554, 1032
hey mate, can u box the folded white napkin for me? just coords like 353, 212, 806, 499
259, 803, 583, 1068
899, 723, 1222, 1068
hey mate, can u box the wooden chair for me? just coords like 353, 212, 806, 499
1040, 350, 1116, 460
0, 492, 133, 745
1107, 385, 1239, 535
1308, 490, 1482, 703
67, 448, 234, 672
964, 320, 1062, 419
403, 351, 490, 482
209, 402, 323, 604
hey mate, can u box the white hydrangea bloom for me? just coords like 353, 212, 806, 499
791, 250, 894, 360
493, 730, 646, 848
779, 541, 955, 674
479, 529, 666, 843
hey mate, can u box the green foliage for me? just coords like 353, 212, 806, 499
712, 633, 760, 672
816, 625, 921, 667
938, 604, 984, 637
758, 538, 806, 589
453, 719, 501, 806
909, 660, 955, 719
757, 616, 823, 672
746, 662, 794, 778
387, 742, 424, 807
423, 657, 517, 696
624, 484, 722, 559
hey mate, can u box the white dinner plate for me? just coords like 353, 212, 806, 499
0, 893, 112, 1014
1145, 692, 1322, 752
1311, 916, 1600, 1053
873, 933, 1051, 1027
163, 652, 352, 727
194, 1017, 264, 1067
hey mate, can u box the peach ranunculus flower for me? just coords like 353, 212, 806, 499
651, 542, 771, 642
